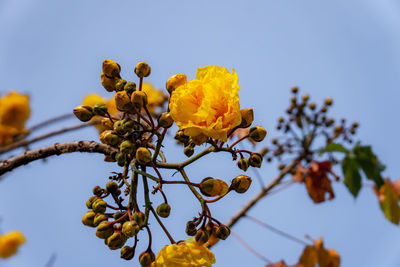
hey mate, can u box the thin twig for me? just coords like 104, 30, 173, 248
231, 231, 272, 264
29, 113, 74, 132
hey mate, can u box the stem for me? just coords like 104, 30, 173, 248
152, 128, 167, 162
156, 146, 214, 170
229, 134, 249, 149
141, 165, 151, 225
130, 163, 140, 212
231, 231, 272, 264
150, 206, 175, 244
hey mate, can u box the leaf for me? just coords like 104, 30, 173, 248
318, 143, 348, 155
341, 156, 362, 197
378, 179, 400, 225
298, 238, 340, 267
353, 145, 384, 188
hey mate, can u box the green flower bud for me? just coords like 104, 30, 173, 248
113, 211, 126, 220
186, 221, 197, 236
200, 177, 229, 197
116, 79, 127, 92
132, 212, 146, 228
106, 181, 118, 193
96, 221, 114, 239
195, 229, 209, 245
86, 196, 98, 209
73, 105, 93, 122
215, 225, 231, 240
249, 126, 267, 142
131, 91, 148, 109
93, 102, 108, 116
122, 221, 140, 237
92, 199, 107, 213
94, 214, 108, 226
237, 158, 249, 172
107, 231, 127, 250
124, 82, 137, 94
99, 130, 120, 146
102, 60, 121, 78
231, 175, 252, 194
249, 153, 263, 168
113, 120, 127, 135
156, 203, 171, 218
166, 74, 187, 94
120, 246, 135, 260
115, 91, 132, 112
238, 108, 254, 128
139, 251, 155, 267
134, 62, 151, 78
82, 211, 96, 227
115, 152, 127, 167
120, 140, 134, 154
136, 147, 152, 165
157, 112, 174, 128
92, 186, 103, 196
183, 145, 194, 157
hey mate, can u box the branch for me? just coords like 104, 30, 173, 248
225, 158, 300, 229
0, 141, 117, 176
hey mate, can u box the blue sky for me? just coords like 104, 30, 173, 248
1, 0, 400, 266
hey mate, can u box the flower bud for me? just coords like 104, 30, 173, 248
99, 130, 120, 146
156, 203, 171, 218
101, 118, 114, 130
124, 82, 137, 94
200, 177, 229, 197
106, 181, 118, 193
115, 153, 127, 167
195, 229, 209, 245
93, 102, 108, 116
94, 214, 108, 226
184, 145, 194, 157
302, 94, 309, 102
231, 175, 252, 193
237, 158, 249, 172
291, 86, 298, 93
115, 91, 132, 112
309, 102, 316, 110
120, 140, 134, 154
113, 211, 126, 221
186, 221, 197, 236
139, 251, 155, 266
107, 231, 127, 250
101, 73, 117, 92
92, 199, 107, 213
325, 97, 333, 106
249, 153, 263, 168
238, 108, 254, 128
174, 130, 190, 145
96, 221, 114, 239
190, 134, 207, 146
131, 91, 148, 109
120, 246, 135, 260
136, 147, 152, 165
134, 62, 151, 78
116, 79, 127, 92
166, 74, 187, 94
249, 126, 267, 142
86, 196, 98, 209
92, 186, 103, 196
122, 221, 140, 237
113, 120, 127, 135
73, 105, 93, 122
321, 106, 328, 113
102, 60, 121, 78
215, 225, 231, 240
132, 212, 146, 228
157, 112, 174, 128
82, 211, 96, 227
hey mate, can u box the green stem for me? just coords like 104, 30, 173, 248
150, 206, 176, 244
152, 128, 167, 162
130, 163, 140, 212
141, 165, 152, 225
179, 168, 206, 210
157, 146, 214, 170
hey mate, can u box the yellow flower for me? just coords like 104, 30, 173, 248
0, 124, 19, 146
0, 231, 25, 259
81, 94, 118, 132
0, 91, 30, 131
169, 66, 241, 142
142, 83, 166, 114
152, 238, 216, 267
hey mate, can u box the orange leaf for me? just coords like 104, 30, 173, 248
298, 238, 340, 267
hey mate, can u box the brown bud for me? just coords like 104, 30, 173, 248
158, 112, 174, 128
231, 175, 252, 193
238, 108, 254, 128
166, 74, 187, 94
249, 126, 267, 142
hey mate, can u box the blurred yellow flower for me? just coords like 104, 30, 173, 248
81, 94, 118, 132
152, 238, 216, 267
0, 231, 25, 259
169, 66, 241, 142
142, 83, 166, 114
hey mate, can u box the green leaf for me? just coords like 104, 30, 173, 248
342, 156, 362, 197
318, 143, 348, 155
353, 145, 384, 188
380, 182, 400, 225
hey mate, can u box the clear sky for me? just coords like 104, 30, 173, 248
1, 0, 400, 266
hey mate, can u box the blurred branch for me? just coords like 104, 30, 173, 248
29, 113, 74, 132
44, 253, 57, 267
0, 141, 117, 177
231, 231, 272, 264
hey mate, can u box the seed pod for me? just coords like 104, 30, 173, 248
73, 105, 93, 122
166, 74, 187, 94
156, 203, 171, 218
